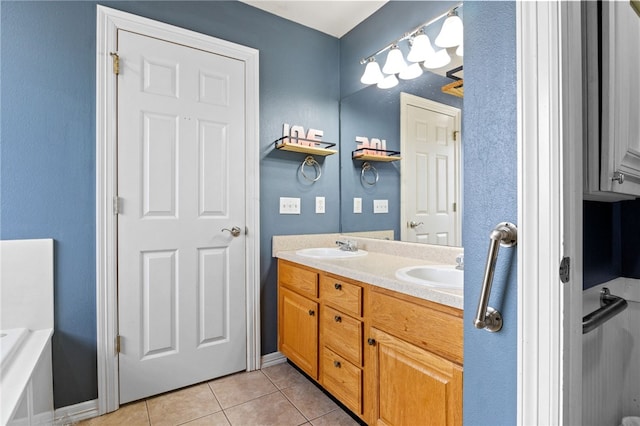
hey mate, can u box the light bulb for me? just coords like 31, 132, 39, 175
435, 10, 463, 48
423, 49, 451, 69
382, 45, 407, 75
360, 59, 384, 85
399, 63, 423, 80
377, 74, 399, 89
407, 32, 435, 63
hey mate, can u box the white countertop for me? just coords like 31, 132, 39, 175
273, 234, 463, 310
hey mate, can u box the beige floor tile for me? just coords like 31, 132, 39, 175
77, 401, 149, 425
261, 362, 311, 390
179, 411, 230, 426
281, 379, 338, 420
147, 383, 221, 426
208, 371, 277, 408
309, 409, 360, 426
223, 392, 307, 426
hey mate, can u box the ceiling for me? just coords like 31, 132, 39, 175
239, 1, 388, 38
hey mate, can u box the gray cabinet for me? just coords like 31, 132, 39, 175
585, 1, 640, 200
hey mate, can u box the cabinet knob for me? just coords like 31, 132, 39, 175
308, 309, 315, 316
334, 283, 342, 290
334, 315, 342, 323
333, 360, 341, 368
367, 338, 376, 346
612, 171, 625, 184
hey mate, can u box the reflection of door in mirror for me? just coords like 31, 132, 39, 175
400, 93, 461, 246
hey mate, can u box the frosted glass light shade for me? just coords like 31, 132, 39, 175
423, 49, 451, 69
456, 43, 464, 57
377, 74, 399, 89
435, 11, 463, 48
382, 46, 407, 75
407, 33, 435, 63
399, 63, 423, 80
360, 59, 384, 85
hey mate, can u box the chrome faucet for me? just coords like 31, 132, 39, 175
336, 240, 358, 252
455, 253, 464, 270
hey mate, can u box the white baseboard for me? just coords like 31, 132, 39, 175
260, 351, 286, 368
54, 399, 99, 425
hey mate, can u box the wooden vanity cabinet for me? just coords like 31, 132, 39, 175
277, 260, 463, 425
366, 289, 463, 426
278, 260, 319, 379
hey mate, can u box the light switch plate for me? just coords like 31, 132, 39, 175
353, 197, 362, 214
279, 197, 301, 214
373, 199, 388, 214
315, 196, 325, 214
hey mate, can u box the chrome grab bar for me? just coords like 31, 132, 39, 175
474, 222, 518, 332
582, 287, 628, 334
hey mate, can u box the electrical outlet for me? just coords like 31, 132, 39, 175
373, 199, 388, 214
279, 197, 301, 214
315, 196, 325, 214
353, 197, 362, 214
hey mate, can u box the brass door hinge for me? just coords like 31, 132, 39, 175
115, 335, 121, 354
110, 52, 120, 75
453, 202, 457, 212
453, 130, 459, 141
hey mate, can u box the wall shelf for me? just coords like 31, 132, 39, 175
352, 148, 401, 162
274, 136, 337, 156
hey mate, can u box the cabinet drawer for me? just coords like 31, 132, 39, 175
321, 305, 362, 366
279, 260, 318, 299
322, 347, 362, 414
320, 274, 362, 316
369, 290, 463, 364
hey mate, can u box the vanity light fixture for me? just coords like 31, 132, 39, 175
435, 8, 464, 48
358, 3, 463, 89
360, 57, 385, 84
382, 45, 407, 75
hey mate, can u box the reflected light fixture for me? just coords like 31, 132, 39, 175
358, 3, 462, 89
382, 45, 407, 75
435, 9, 463, 48
360, 58, 384, 85
399, 63, 423, 80
407, 31, 435, 63
423, 49, 451, 69
377, 74, 399, 89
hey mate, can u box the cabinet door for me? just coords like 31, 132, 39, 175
278, 287, 318, 379
600, 0, 640, 196
368, 327, 462, 426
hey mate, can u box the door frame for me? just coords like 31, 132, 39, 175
95, 5, 260, 414
399, 93, 462, 245
517, 2, 582, 425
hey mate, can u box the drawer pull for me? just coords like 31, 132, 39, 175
308, 309, 315, 316
334, 315, 342, 323
333, 360, 341, 368
334, 283, 342, 290
367, 338, 376, 346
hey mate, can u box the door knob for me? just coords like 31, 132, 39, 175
409, 221, 423, 229
221, 226, 242, 237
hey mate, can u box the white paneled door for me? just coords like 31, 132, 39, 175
117, 30, 246, 403
401, 95, 461, 246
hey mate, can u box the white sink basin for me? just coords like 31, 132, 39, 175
296, 247, 368, 259
395, 265, 463, 289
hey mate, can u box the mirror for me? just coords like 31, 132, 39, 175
339, 52, 463, 246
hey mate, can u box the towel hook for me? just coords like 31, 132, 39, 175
300, 156, 322, 182
361, 162, 379, 186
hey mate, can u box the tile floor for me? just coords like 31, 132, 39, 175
78, 362, 361, 426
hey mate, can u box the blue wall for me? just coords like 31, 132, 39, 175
1, 0, 340, 408
462, 2, 518, 425
338, 1, 462, 237
584, 199, 640, 289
